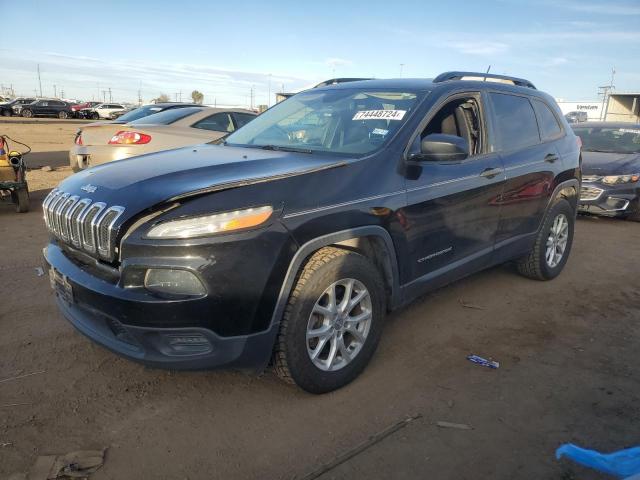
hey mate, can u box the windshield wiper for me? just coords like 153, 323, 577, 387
259, 144, 313, 154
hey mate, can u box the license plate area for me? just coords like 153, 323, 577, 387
49, 267, 74, 304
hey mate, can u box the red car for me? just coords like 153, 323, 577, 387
71, 102, 101, 117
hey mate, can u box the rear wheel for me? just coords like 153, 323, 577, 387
90, 112, 99, 120
1, 109, 11, 117
58, 111, 68, 119
273, 247, 385, 394
21, 109, 32, 118
516, 198, 574, 280
11, 187, 29, 213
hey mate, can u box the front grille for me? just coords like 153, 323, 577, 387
582, 175, 603, 183
43, 189, 124, 262
580, 185, 604, 201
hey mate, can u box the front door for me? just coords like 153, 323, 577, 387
400, 92, 505, 283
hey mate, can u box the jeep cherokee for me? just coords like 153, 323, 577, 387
43, 71, 581, 393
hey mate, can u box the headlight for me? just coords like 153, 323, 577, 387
602, 174, 640, 185
147, 206, 273, 239
144, 268, 206, 297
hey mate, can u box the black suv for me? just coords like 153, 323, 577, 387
22, 99, 74, 119
42, 72, 581, 393
0, 97, 36, 116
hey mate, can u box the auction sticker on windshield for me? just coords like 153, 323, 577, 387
353, 110, 406, 121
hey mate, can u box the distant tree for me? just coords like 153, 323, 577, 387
191, 90, 204, 104
154, 93, 170, 103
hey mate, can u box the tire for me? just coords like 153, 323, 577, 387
273, 247, 386, 394
11, 188, 30, 213
625, 200, 640, 222
1, 109, 11, 117
22, 109, 33, 118
58, 111, 68, 119
90, 112, 99, 120
516, 198, 575, 280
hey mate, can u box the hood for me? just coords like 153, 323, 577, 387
56, 144, 345, 221
581, 151, 640, 175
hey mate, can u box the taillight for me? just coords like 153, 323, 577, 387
75, 132, 83, 145
108, 131, 152, 145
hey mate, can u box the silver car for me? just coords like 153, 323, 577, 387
69, 106, 256, 171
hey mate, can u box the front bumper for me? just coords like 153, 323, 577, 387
43, 242, 281, 371
578, 182, 639, 217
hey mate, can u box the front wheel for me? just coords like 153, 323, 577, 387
273, 247, 386, 394
516, 198, 575, 280
21, 109, 33, 118
58, 111, 68, 119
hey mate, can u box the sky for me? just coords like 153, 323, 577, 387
1, 0, 639, 106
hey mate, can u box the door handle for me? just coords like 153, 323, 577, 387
545, 153, 559, 163
480, 167, 503, 179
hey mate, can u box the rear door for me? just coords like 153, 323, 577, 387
401, 92, 506, 281
487, 92, 558, 245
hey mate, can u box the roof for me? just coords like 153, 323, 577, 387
569, 121, 640, 128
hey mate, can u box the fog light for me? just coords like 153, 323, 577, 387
144, 269, 206, 297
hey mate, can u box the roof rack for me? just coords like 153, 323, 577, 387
314, 78, 373, 88
433, 71, 536, 89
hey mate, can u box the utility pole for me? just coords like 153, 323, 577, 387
37, 64, 43, 97
108, 87, 112, 102
399, 64, 404, 78
250, 86, 254, 110
267, 73, 272, 107
60, 89, 64, 99
53, 84, 57, 98
137, 89, 142, 105
102, 90, 107, 102
598, 67, 616, 121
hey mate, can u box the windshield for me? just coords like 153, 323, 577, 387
128, 106, 203, 125
573, 126, 640, 154
225, 89, 424, 155
116, 105, 167, 122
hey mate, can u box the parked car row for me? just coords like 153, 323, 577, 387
0, 97, 138, 119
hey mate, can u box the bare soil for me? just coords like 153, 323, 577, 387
1, 119, 639, 479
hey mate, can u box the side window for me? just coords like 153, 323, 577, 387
419, 94, 484, 156
489, 93, 540, 151
39, 101, 48, 107
233, 112, 255, 128
193, 113, 234, 132
532, 99, 563, 141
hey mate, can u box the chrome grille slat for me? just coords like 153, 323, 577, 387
582, 175, 603, 183
70, 199, 91, 247
52, 193, 70, 234
44, 189, 125, 262
59, 196, 78, 241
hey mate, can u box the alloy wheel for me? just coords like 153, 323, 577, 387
306, 278, 372, 372
545, 213, 569, 268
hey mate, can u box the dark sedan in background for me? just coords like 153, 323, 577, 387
572, 122, 640, 221
21, 99, 75, 119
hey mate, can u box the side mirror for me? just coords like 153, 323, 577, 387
412, 133, 469, 162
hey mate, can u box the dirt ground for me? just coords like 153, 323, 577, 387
1, 119, 640, 480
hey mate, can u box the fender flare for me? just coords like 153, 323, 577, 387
542, 178, 580, 223
269, 225, 401, 330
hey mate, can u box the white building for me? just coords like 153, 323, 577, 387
555, 101, 602, 121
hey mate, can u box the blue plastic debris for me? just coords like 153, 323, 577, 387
466, 354, 499, 369
556, 443, 640, 478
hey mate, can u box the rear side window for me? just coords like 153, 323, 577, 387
489, 93, 540, 151
193, 112, 234, 132
532, 99, 563, 141
128, 107, 202, 125
233, 112, 256, 128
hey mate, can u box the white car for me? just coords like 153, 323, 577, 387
90, 103, 126, 120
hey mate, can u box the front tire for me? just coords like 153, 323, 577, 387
516, 198, 575, 280
273, 247, 386, 394
58, 111, 68, 119
22, 109, 33, 118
